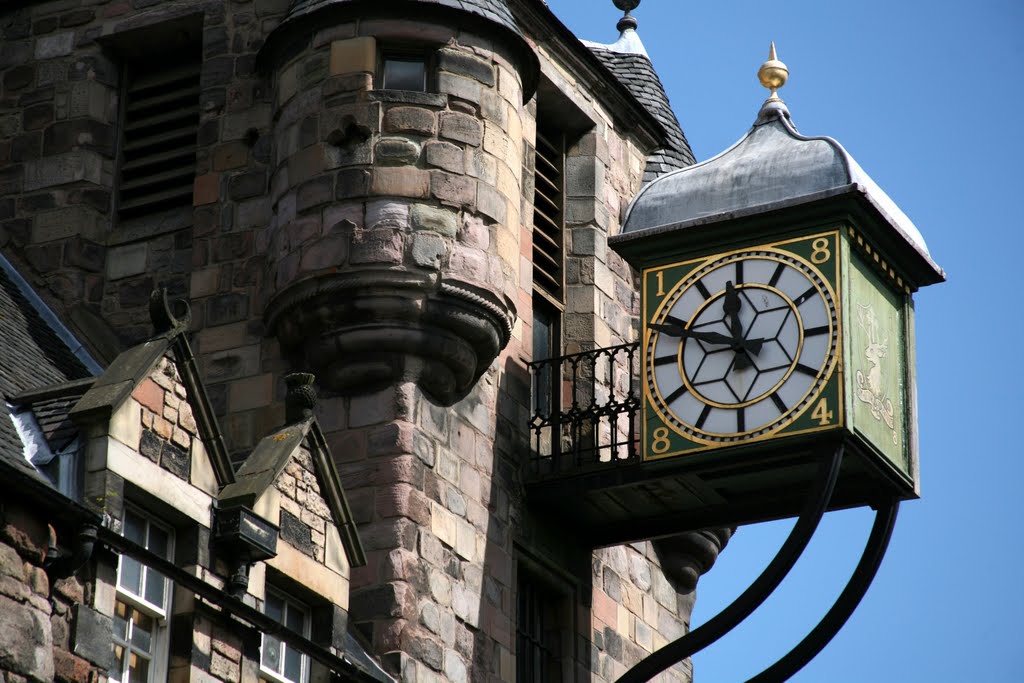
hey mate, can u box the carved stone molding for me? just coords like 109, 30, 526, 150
265, 270, 515, 405
653, 527, 735, 594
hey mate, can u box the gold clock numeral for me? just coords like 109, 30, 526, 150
651, 427, 671, 454
811, 237, 832, 264
811, 398, 834, 426
655, 270, 666, 297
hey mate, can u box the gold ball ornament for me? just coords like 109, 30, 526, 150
757, 42, 789, 102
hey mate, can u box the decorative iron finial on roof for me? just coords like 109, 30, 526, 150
613, 0, 640, 32
757, 42, 789, 103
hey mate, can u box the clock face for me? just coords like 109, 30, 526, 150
645, 243, 840, 447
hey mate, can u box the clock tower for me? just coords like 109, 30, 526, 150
609, 46, 945, 523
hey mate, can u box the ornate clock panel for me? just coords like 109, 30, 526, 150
643, 232, 843, 460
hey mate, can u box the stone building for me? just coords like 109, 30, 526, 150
0, 1, 732, 682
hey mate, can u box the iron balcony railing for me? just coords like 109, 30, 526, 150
527, 342, 641, 476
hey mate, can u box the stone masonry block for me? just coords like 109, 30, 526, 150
193, 173, 221, 206
383, 107, 437, 136
438, 72, 481, 105
23, 151, 102, 191
437, 49, 494, 86
35, 32, 75, 59
375, 137, 420, 165
300, 234, 348, 272
330, 37, 377, 76
566, 155, 604, 198
571, 226, 607, 258
410, 204, 457, 237
350, 229, 404, 265
423, 140, 464, 174
107, 242, 147, 280
371, 167, 429, 198
429, 171, 475, 208
336, 169, 370, 199
366, 200, 409, 229
439, 112, 482, 147
0, 593, 53, 680
411, 232, 446, 269
476, 184, 506, 224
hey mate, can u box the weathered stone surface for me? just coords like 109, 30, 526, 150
430, 172, 474, 208
71, 604, 113, 669
34, 32, 74, 59
411, 233, 446, 269
411, 204, 457, 237
437, 49, 494, 87
423, 140, 464, 174
383, 107, 436, 136
0, 593, 53, 679
371, 167, 429, 198
23, 151, 102, 191
375, 137, 420, 166
439, 112, 482, 147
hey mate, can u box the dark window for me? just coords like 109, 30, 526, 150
531, 124, 566, 412
516, 571, 567, 683
532, 126, 565, 301
381, 53, 428, 91
116, 56, 200, 225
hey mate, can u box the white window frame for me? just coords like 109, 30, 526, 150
260, 586, 311, 683
111, 507, 173, 683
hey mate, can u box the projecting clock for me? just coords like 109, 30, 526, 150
644, 232, 842, 458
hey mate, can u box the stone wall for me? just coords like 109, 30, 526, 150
1, 1, 707, 682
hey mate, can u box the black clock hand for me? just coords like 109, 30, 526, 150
650, 323, 735, 346
651, 322, 766, 353
724, 281, 744, 342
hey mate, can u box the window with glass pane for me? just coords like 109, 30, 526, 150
117, 509, 172, 614
382, 54, 427, 91
261, 588, 310, 683
112, 509, 172, 683
112, 599, 157, 683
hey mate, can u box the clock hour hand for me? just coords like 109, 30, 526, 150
723, 281, 764, 369
723, 281, 744, 343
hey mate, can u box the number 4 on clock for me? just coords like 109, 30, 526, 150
811, 398, 834, 426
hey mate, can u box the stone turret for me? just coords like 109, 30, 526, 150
257, 0, 539, 405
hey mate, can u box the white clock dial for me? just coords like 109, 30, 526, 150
646, 248, 839, 444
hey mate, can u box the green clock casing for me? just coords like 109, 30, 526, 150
643, 231, 845, 461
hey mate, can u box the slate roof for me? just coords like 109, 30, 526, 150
0, 260, 93, 487
589, 45, 696, 182
283, 0, 522, 39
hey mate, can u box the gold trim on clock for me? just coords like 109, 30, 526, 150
641, 231, 843, 451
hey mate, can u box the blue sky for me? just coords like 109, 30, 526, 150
550, 1, 1023, 681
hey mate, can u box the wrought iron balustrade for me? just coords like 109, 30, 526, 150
527, 342, 640, 476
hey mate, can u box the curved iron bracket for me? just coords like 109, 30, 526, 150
743, 498, 899, 683
617, 445, 845, 683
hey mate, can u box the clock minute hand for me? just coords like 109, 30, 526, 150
649, 323, 735, 346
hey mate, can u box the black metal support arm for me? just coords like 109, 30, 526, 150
744, 498, 899, 683
616, 445, 845, 683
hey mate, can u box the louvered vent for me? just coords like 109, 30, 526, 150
532, 129, 565, 301
117, 59, 200, 222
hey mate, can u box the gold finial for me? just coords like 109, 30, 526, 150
757, 42, 789, 102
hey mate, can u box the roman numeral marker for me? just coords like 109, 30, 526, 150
805, 325, 829, 337
770, 393, 787, 413
654, 354, 677, 366
695, 280, 711, 300
769, 263, 786, 287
